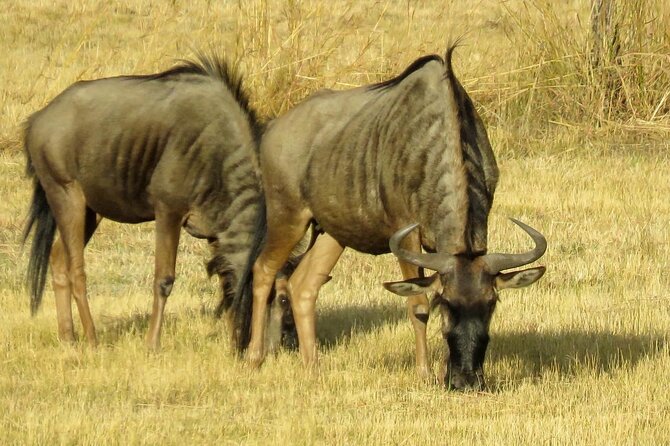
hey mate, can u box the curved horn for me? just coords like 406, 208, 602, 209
483, 218, 547, 274
389, 224, 454, 273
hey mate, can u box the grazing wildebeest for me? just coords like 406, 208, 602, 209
22, 55, 287, 350
241, 45, 547, 390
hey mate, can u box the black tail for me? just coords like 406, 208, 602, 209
215, 196, 267, 353
22, 161, 57, 315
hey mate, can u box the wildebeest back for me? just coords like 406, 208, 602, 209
26, 72, 259, 230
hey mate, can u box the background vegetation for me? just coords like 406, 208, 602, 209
1, 0, 668, 444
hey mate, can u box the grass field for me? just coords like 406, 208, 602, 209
1, 0, 670, 444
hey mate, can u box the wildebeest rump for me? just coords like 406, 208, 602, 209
241, 45, 547, 390
22, 56, 277, 350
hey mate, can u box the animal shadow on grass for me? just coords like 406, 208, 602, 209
317, 303, 406, 350
95, 303, 406, 352
486, 330, 668, 391
313, 308, 668, 390
97, 312, 152, 345
96, 306, 220, 346
317, 303, 437, 375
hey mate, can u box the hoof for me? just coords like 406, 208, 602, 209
58, 331, 77, 344
245, 348, 265, 369
417, 366, 436, 384
145, 336, 160, 353
86, 335, 99, 349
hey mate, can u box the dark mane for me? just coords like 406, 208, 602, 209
443, 43, 496, 256
369, 54, 443, 91
132, 54, 264, 144
131, 63, 207, 81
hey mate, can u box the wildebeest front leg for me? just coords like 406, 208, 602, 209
398, 261, 433, 382
247, 214, 311, 367
146, 206, 182, 351
397, 229, 434, 382
287, 233, 344, 368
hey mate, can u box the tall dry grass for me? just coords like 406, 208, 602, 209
485, 0, 670, 141
2, 1, 667, 154
1, 0, 669, 444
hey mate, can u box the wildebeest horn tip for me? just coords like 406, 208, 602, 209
483, 218, 547, 274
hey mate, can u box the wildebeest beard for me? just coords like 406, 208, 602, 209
435, 293, 494, 391
208, 253, 238, 311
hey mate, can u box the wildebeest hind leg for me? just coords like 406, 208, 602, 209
44, 182, 97, 347
146, 204, 182, 351
50, 208, 100, 343
287, 233, 344, 368
50, 238, 75, 342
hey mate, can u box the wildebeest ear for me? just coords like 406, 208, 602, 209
495, 266, 546, 290
383, 273, 440, 296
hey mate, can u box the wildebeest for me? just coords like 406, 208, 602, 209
22, 56, 286, 350
241, 45, 547, 390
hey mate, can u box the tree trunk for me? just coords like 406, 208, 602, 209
590, 0, 624, 120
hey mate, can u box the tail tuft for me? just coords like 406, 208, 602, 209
23, 178, 57, 315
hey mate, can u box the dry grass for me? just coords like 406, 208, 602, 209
1, 0, 670, 444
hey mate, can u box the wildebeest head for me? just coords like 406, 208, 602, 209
383, 219, 546, 391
